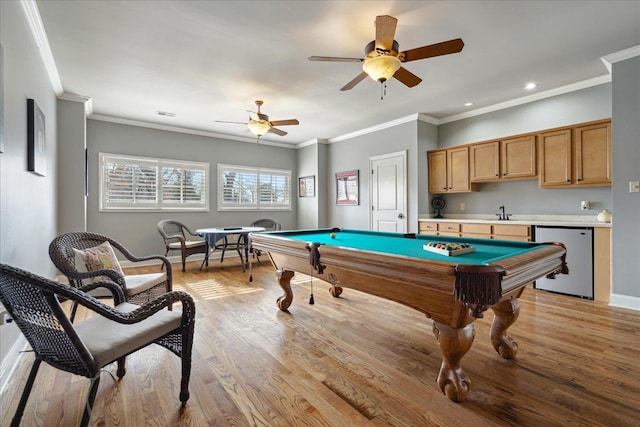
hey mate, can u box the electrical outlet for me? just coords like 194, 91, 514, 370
630, 181, 640, 193
460, 203, 465, 211
581, 201, 590, 211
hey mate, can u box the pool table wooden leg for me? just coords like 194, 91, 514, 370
432, 321, 474, 402
490, 298, 520, 359
276, 269, 295, 311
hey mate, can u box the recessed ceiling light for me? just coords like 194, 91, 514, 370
157, 111, 176, 117
464, 102, 474, 107
525, 82, 537, 90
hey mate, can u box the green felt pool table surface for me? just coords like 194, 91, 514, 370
279, 228, 544, 265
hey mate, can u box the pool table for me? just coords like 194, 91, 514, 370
249, 228, 568, 402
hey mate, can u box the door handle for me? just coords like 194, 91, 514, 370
398, 213, 404, 219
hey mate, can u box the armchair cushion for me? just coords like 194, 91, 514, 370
87, 273, 167, 299
75, 302, 182, 367
168, 240, 207, 249
123, 273, 167, 296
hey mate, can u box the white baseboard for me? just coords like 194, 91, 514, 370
0, 334, 27, 398
609, 293, 640, 311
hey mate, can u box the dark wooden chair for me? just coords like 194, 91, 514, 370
49, 231, 172, 321
157, 220, 209, 272
0, 264, 195, 427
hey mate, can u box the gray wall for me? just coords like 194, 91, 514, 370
0, 1, 59, 377
611, 56, 640, 298
57, 98, 87, 233
417, 120, 439, 215
296, 143, 319, 229
436, 84, 613, 217
86, 119, 298, 257
327, 120, 421, 232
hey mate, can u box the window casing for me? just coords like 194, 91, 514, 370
99, 153, 209, 211
217, 164, 291, 211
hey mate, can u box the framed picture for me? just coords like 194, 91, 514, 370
299, 175, 315, 197
336, 170, 359, 205
27, 98, 46, 176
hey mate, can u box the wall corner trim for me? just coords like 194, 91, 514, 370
21, 0, 63, 95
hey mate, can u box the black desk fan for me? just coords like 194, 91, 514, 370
431, 195, 446, 218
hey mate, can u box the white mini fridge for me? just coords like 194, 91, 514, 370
534, 226, 594, 299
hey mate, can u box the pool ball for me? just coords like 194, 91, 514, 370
330, 232, 336, 239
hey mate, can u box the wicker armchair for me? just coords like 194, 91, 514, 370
49, 232, 172, 320
0, 264, 195, 427
157, 220, 209, 272
250, 219, 281, 264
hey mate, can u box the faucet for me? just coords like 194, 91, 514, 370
496, 205, 512, 221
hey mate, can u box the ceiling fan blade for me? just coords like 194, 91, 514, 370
270, 119, 299, 127
340, 71, 368, 91
375, 15, 398, 51
393, 67, 422, 88
308, 56, 363, 63
214, 120, 248, 125
401, 38, 464, 62
268, 127, 287, 136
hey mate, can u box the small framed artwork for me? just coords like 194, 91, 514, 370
27, 98, 46, 176
336, 170, 359, 205
299, 175, 315, 198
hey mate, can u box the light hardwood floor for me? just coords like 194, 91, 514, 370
1, 259, 639, 426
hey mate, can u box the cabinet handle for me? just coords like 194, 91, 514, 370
566, 179, 570, 182
577, 178, 582, 182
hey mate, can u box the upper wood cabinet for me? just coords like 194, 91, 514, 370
470, 141, 500, 181
538, 129, 572, 186
501, 135, 537, 179
470, 135, 536, 182
428, 147, 478, 193
539, 119, 611, 188
574, 121, 611, 186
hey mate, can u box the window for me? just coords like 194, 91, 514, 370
218, 164, 291, 211
100, 153, 209, 211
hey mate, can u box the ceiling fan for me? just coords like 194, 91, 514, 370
309, 15, 464, 92
215, 100, 299, 140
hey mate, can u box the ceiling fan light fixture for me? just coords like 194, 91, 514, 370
363, 55, 401, 82
247, 119, 271, 137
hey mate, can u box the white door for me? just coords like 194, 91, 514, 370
370, 151, 407, 232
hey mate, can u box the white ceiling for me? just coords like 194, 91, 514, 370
35, 1, 640, 146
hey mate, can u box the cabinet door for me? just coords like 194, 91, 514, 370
448, 147, 471, 192
428, 150, 448, 193
470, 141, 500, 182
539, 129, 572, 187
501, 135, 536, 179
575, 121, 611, 186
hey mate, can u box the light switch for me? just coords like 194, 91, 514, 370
630, 181, 640, 193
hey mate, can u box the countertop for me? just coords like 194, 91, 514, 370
418, 214, 611, 228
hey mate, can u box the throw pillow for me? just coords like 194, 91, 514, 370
73, 241, 124, 277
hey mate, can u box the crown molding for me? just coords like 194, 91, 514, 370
326, 112, 438, 144
58, 93, 93, 116
601, 45, 640, 73
89, 114, 295, 149
438, 75, 611, 125
21, 0, 63, 95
